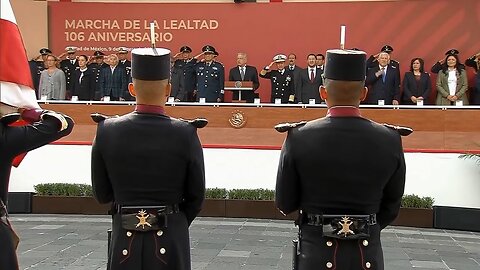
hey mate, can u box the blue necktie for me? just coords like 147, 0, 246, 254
381, 67, 386, 83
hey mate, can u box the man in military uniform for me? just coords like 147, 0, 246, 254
194, 45, 225, 103
170, 46, 198, 102
59, 46, 79, 100
28, 48, 51, 95
1, 73, 73, 270
91, 47, 206, 270
275, 49, 408, 270
259, 54, 295, 103
88, 51, 108, 100
465, 51, 480, 104
117, 47, 133, 101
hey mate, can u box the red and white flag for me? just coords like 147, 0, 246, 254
0, 0, 39, 109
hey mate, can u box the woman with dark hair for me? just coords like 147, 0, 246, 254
436, 54, 468, 105
72, 55, 96, 101
402, 57, 431, 105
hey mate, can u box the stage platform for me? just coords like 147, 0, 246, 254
42, 102, 480, 152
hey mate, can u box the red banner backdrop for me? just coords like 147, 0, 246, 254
48, 1, 479, 102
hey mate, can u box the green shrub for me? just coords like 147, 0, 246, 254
205, 188, 228, 199
227, 188, 275, 200
401, 194, 434, 209
34, 183, 92, 197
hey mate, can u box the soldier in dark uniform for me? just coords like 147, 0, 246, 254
59, 46, 79, 100
431, 49, 465, 74
88, 51, 109, 100
91, 47, 206, 270
275, 49, 409, 270
29, 48, 51, 96
1, 98, 73, 270
465, 51, 480, 104
117, 47, 133, 101
259, 54, 295, 103
194, 45, 225, 103
170, 46, 198, 102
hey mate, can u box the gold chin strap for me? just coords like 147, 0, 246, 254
41, 111, 69, 131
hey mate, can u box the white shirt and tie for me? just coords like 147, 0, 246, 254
239, 66, 246, 80
308, 67, 316, 82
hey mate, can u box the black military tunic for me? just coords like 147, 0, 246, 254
91, 105, 205, 270
29, 60, 45, 96
118, 60, 133, 101
194, 61, 224, 102
171, 58, 197, 101
88, 62, 108, 100
60, 59, 79, 98
0, 110, 73, 270
260, 69, 294, 103
276, 106, 406, 270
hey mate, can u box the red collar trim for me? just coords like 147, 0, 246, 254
135, 104, 166, 115
327, 106, 362, 117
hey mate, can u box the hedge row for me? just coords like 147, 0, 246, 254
33, 184, 434, 208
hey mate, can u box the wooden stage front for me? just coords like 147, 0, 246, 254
42, 103, 480, 151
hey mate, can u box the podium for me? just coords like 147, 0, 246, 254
224, 81, 254, 102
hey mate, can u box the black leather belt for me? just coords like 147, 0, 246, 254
305, 213, 377, 226
119, 204, 180, 232
302, 213, 376, 240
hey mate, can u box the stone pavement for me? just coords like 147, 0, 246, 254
8, 215, 480, 270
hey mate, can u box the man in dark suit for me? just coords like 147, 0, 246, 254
296, 54, 323, 104
1, 90, 73, 270
228, 52, 260, 103
98, 54, 128, 101
287, 53, 302, 96
365, 52, 401, 105
367, 45, 400, 70
260, 54, 295, 104
59, 46, 79, 99
275, 49, 408, 270
194, 45, 225, 103
315, 53, 325, 73
91, 47, 205, 270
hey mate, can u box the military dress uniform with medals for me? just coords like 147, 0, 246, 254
194, 45, 224, 102
91, 48, 206, 270
260, 54, 295, 104
275, 50, 410, 270
88, 51, 109, 100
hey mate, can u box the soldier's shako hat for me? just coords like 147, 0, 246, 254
65, 46, 77, 53
324, 49, 367, 81
180, 46, 192, 53
93, 51, 105, 57
202, 45, 216, 54
118, 47, 129, 54
273, 54, 287, 63
131, 48, 170, 81
445, 49, 459, 56
380, 45, 394, 53
39, 48, 52, 55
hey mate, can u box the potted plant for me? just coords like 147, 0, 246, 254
392, 194, 434, 228
32, 183, 109, 214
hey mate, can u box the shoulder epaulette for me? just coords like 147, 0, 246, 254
90, 113, 118, 123
0, 113, 21, 126
180, 118, 208, 128
274, 121, 307, 133
383, 123, 413, 136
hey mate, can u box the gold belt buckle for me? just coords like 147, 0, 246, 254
337, 216, 355, 237
135, 209, 152, 229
